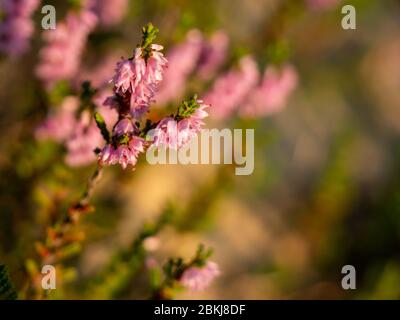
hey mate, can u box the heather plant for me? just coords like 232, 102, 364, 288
3, 0, 395, 302
0, 0, 301, 299
1, 0, 302, 300
26, 22, 218, 299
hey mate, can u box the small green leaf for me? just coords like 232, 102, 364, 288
176, 95, 200, 120
141, 23, 159, 49
94, 112, 110, 143
141, 23, 159, 61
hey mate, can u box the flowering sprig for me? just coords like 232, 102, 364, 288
105, 22, 167, 120
98, 24, 209, 169
152, 244, 220, 299
29, 24, 211, 297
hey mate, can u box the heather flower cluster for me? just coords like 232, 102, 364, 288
35, 24, 209, 171
0, 0, 40, 56
107, 43, 167, 118
180, 261, 220, 292
151, 98, 208, 149
95, 23, 209, 170
35, 4, 98, 88
155, 245, 220, 296
98, 118, 145, 170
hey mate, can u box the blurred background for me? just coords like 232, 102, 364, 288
1, 0, 400, 299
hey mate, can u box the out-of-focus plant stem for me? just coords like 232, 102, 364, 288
26, 163, 104, 298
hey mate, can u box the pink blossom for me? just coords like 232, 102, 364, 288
98, 136, 145, 169
111, 45, 167, 118
36, 9, 98, 88
151, 101, 209, 149
177, 101, 208, 148
155, 30, 203, 105
35, 96, 79, 142
113, 118, 136, 136
204, 56, 259, 120
88, 0, 128, 26
145, 44, 168, 84
0, 0, 40, 56
240, 64, 298, 117
197, 30, 229, 80
112, 58, 140, 94
151, 117, 179, 150
180, 261, 220, 292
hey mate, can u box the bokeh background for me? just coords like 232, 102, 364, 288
1, 0, 400, 299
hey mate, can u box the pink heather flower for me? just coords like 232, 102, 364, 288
98, 136, 145, 169
113, 118, 136, 136
87, 0, 128, 26
145, 44, 168, 84
0, 0, 40, 56
240, 64, 298, 117
177, 101, 208, 148
151, 117, 179, 150
112, 58, 140, 94
197, 30, 229, 80
36, 9, 98, 88
35, 96, 79, 142
111, 45, 167, 118
180, 261, 220, 292
306, 0, 341, 10
204, 56, 259, 120
151, 101, 209, 149
155, 30, 203, 105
